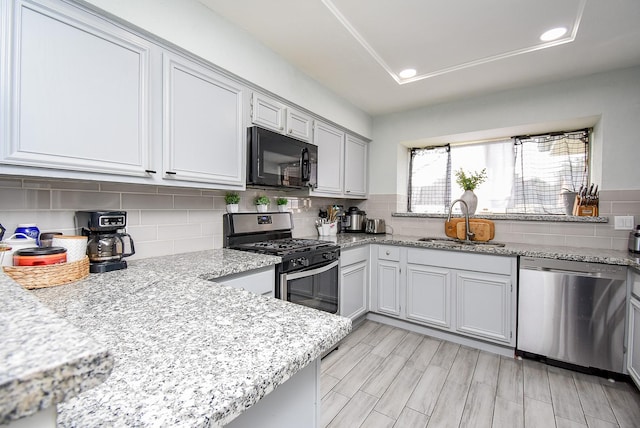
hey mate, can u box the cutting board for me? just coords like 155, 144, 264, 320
444, 218, 466, 238
456, 220, 495, 242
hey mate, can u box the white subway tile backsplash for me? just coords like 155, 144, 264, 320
126, 225, 158, 242
0, 188, 51, 209
140, 210, 188, 225
174, 195, 214, 210
158, 186, 203, 196
51, 190, 119, 210
101, 182, 158, 194
158, 223, 204, 239
565, 235, 613, 249
130, 240, 175, 260
187, 210, 218, 223
122, 193, 174, 209
24, 179, 100, 191
174, 236, 215, 254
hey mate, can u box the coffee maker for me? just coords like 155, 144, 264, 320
75, 211, 135, 273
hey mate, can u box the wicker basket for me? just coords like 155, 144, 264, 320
2, 256, 90, 290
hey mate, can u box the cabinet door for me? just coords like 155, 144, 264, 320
376, 260, 401, 317
456, 271, 512, 344
1, 0, 152, 176
312, 121, 344, 195
629, 297, 640, 387
251, 93, 285, 132
406, 264, 451, 329
344, 135, 367, 197
163, 52, 244, 186
340, 260, 368, 320
286, 108, 312, 142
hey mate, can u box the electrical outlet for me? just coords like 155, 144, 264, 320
614, 216, 634, 230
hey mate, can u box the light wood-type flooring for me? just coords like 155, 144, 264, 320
321, 320, 640, 428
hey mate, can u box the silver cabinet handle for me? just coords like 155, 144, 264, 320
386, 250, 391, 255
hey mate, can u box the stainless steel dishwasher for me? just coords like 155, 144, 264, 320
517, 257, 627, 374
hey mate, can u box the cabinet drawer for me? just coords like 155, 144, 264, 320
340, 245, 369, 267
378, 245, 400, 262
216, 267, 275, 296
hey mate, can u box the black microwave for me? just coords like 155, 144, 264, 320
247, 126, 317, 189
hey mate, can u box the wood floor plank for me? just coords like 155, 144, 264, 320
496, 356, 523, 404
321, 390, 350, 428
361, 353, 408, 398
406, 336, 441, 372
374, 365, 422, 420
394, 407, 429, 428
406, 365, 449, 416
522, 358, 551, 403
340, 320, 380, 348
585, 415, 620, 428
426, 378, 470, 428
472, 351, 500, 389
459, 381, 496, 428
602, 383, 640, 428
492, 396, 524, 428
362, 323, 394, 346
361, 410, 395, 428
333, 352, 385, 398
548, 366, 587, 425
321, 343, 353, 374
556, 416, 588, 428
391, 331, 423, 359
524, 397, 556, 428
326, 390, 378, 428
429, 341, 460, 371
573, 372, 617, 424
321, 372, 340, 398
324, 341, 373, 380
371, 327, 408, 358
446, 346, 479, 387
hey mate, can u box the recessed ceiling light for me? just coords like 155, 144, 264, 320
540, 27, 568, 42
399, 68, 417, 79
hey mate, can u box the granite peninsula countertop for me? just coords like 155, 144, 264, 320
1, 249, 352, 427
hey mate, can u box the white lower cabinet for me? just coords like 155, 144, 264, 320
628, 269, 640, 388
215, 266, 275, 297
456, 271, 512, 343
370, 245, 516, 347
406, 264, 451, 329
339, 246, 369, 320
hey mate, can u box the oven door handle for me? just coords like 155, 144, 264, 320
279, 260, 339, 299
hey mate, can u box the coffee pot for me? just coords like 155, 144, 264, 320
76, 211, 135, 273
86, 232, 135, 262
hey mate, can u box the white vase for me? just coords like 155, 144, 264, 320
277, 205, 287, 212
459, 190, 478, 215
226, 204, 239, 213
256, 204, 268, 213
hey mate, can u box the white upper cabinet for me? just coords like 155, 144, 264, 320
312, 121, 345, 195
1, 0, 153, 176
311, 120, 368, 198
286, 108, 312, 142
163, 52, 244, 187
344, 135, 368, 196
250, 93, 285, 133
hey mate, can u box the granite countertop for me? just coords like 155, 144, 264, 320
317, 233, 640, 269
2, 249, 352, 427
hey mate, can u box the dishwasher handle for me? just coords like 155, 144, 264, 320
523, 266, 604, 278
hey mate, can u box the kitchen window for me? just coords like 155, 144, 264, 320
408, 129, 590, 214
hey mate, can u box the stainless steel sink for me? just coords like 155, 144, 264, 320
418, 237, 505, 247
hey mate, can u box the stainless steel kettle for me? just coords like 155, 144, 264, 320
629, 225, 640, 253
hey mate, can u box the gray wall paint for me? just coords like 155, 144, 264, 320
370, 66, 640, 195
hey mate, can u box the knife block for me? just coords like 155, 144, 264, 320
572, 195, 599, 216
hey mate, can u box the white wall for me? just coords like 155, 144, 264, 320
80, 0, 372, 139
370, 66, 640, 195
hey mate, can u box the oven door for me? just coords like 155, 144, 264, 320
280, 260, 339, 314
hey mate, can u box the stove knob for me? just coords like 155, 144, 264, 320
323, 252, 333, 260
290, 259, 297, 268
298, 257, 309, 267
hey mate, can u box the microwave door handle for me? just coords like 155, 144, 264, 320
301, 148, 309, 182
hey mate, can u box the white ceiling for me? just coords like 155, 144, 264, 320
198, 0, 640, 116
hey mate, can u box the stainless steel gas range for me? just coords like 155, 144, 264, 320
223, 212, 340, 314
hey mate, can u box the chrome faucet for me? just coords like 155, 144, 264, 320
447, 199, 475, 242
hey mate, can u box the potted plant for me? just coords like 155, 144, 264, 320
276, 197, 288, 212
254, 195, 270, 213
454, 168, 487, 215
224, 192, 240, 213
